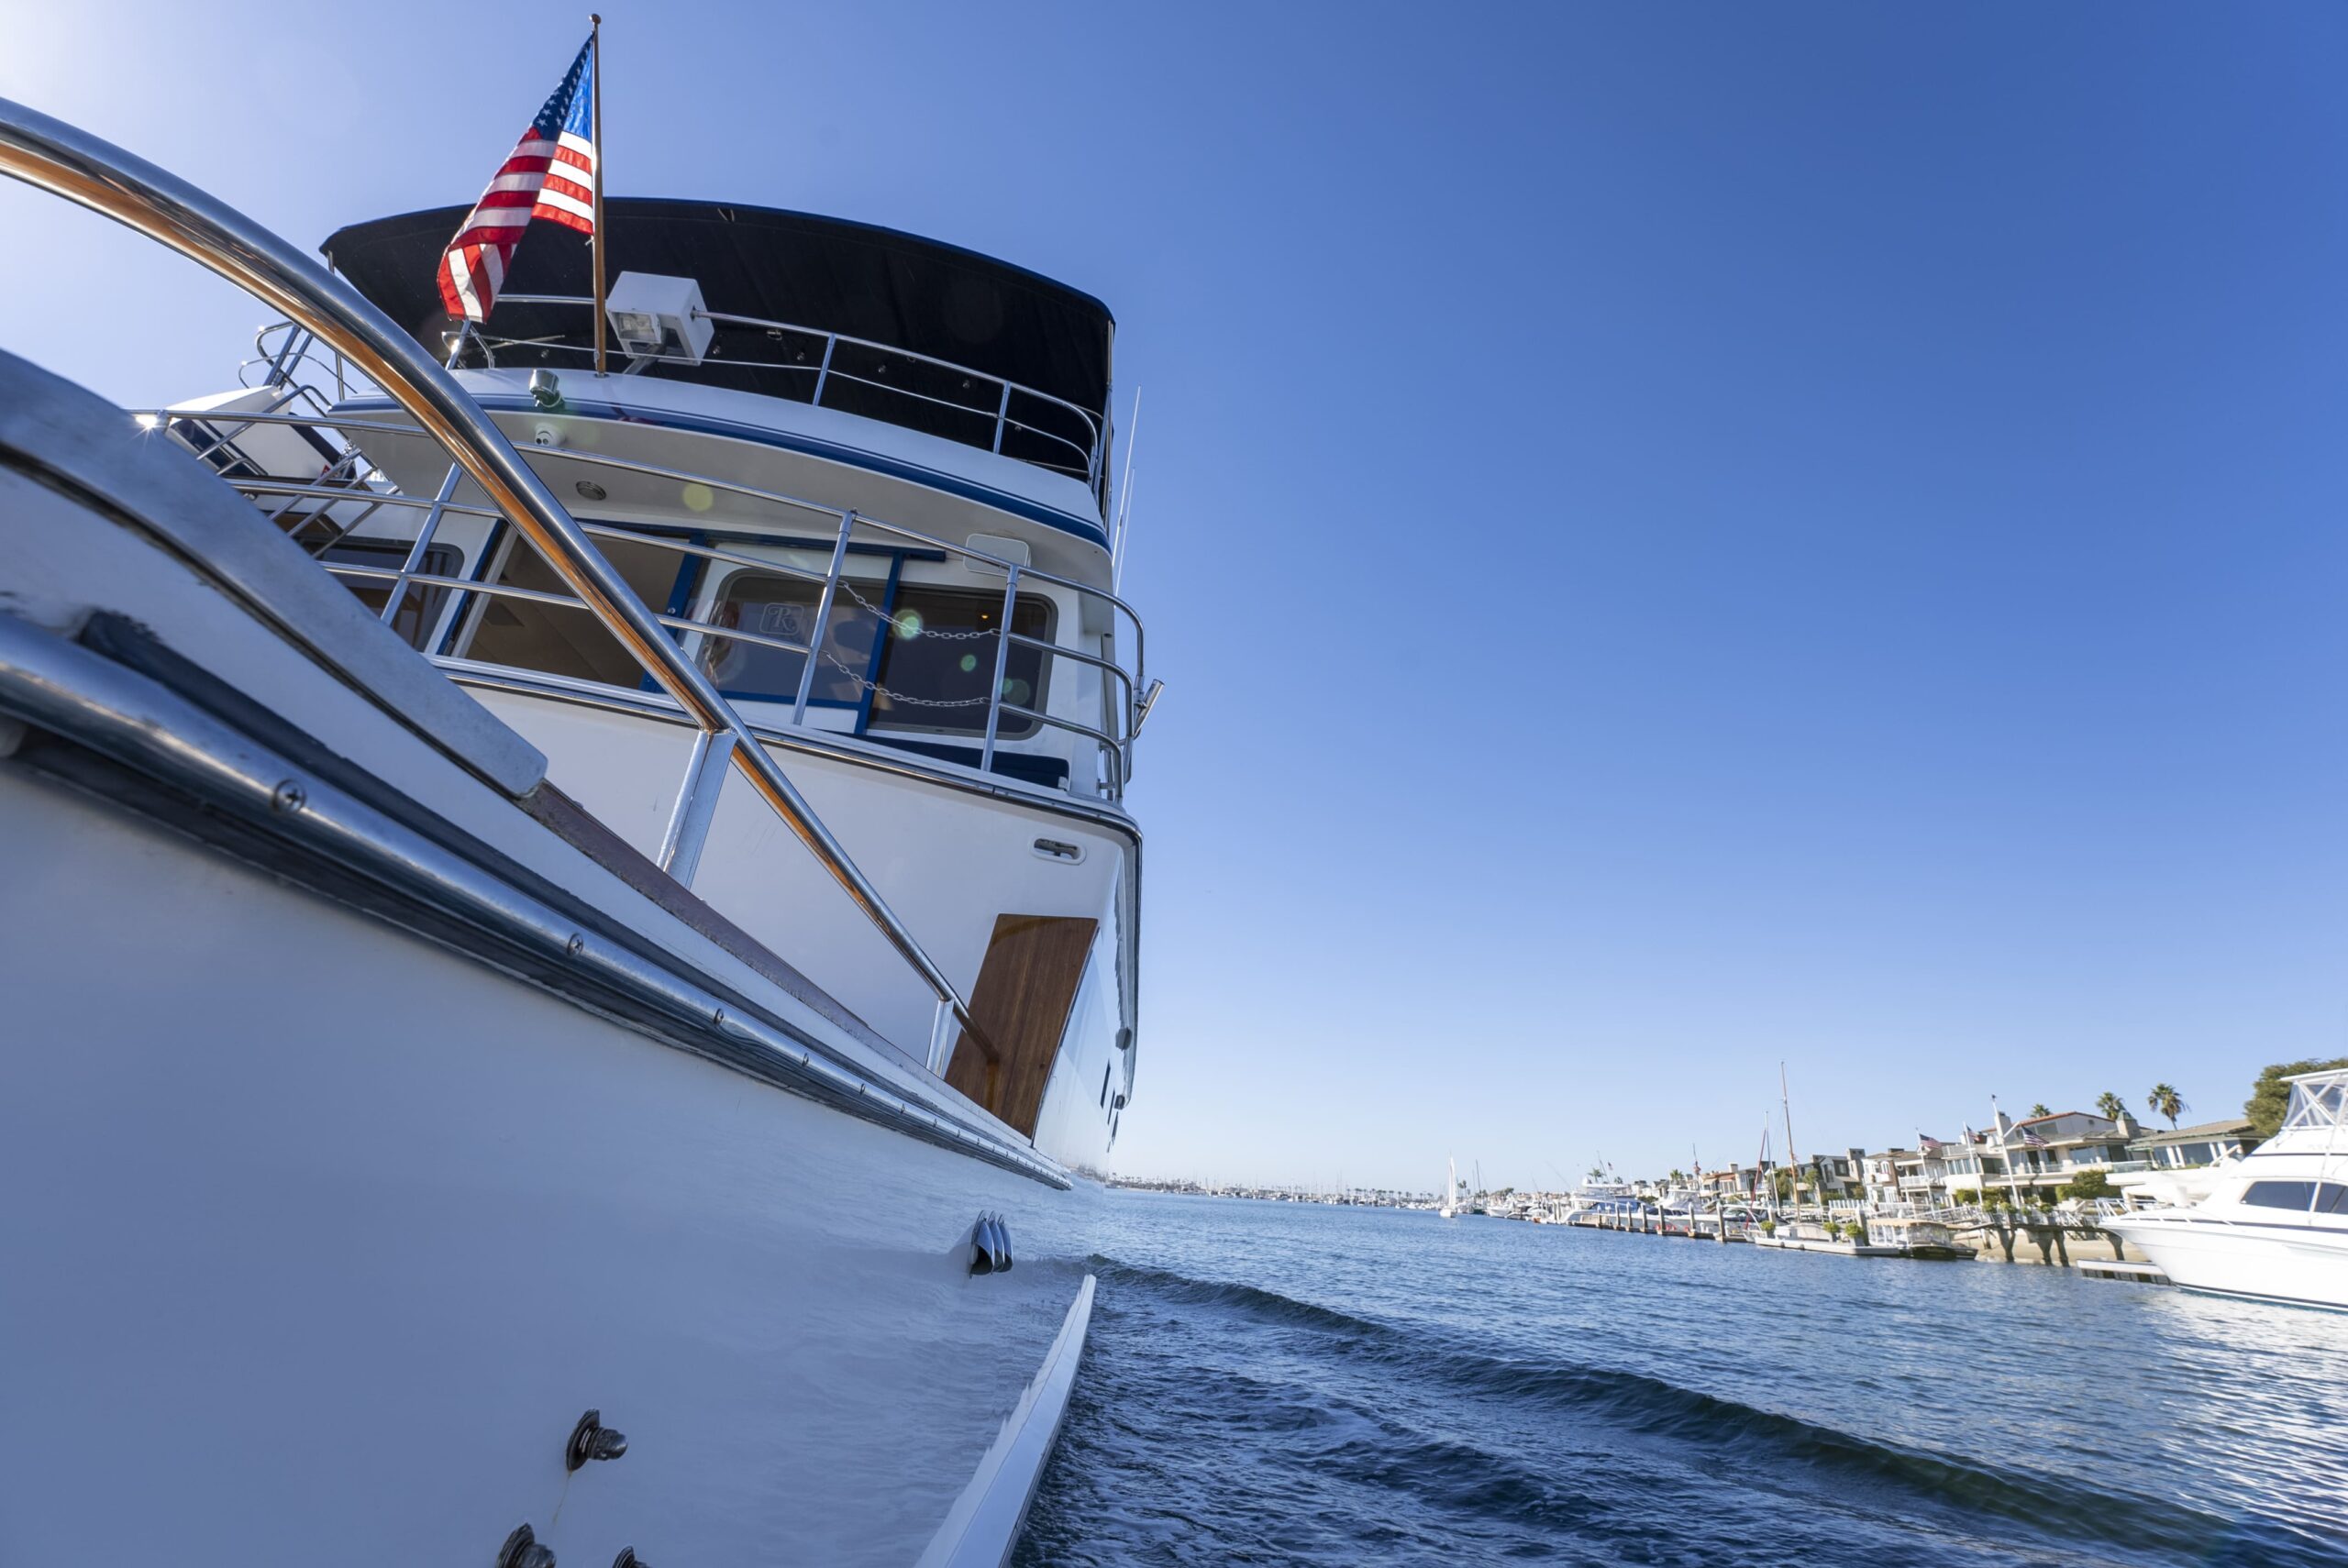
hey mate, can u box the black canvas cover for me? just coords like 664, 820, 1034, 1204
322, 201, 1113, 484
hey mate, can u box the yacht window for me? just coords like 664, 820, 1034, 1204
700, 571, 1053, 737
2243, 1180, 2348, 1212
461, 533, 685, 686
868, 583, 1053, 739
699, 569, 888, 706
317, 538, 460, 651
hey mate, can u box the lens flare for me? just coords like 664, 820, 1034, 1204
681, 481, 715, 513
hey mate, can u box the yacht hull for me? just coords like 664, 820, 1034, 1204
2105, 1217, 2348, 1311
0, 348, 1110, 1566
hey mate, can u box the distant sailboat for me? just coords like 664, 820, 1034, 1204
1440, 1155, 1460, 1220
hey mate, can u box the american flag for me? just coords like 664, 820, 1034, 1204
437, 37, 597, 323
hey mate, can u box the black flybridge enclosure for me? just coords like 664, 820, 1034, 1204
323, 199, 1116, 508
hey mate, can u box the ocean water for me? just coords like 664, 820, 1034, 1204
1014, 1192, 2348, 1567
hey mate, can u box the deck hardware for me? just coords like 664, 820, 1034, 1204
566, 933, 584, 957
575, 480, 607, 502
970, 1213, 1009, 1275
1116, 1027, 1134, 1053
611, 1552, 645, 1568
1031, 837, 1082, 864
1133, 678, 1166, 734
566, 1408, 628, 1472
497, 1524, 556, 1568
528, 369, 563, 410
713, 1007, 726, 1028
268, 779, 305, 814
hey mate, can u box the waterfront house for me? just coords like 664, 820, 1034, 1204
1862, 1150, 1905, 1209
1957, 1110, 2139, 1201
2126, 1117, 2254, 1171
1892, 1139, 1961, 1209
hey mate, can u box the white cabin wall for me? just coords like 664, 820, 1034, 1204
466, 688, 1129, 1060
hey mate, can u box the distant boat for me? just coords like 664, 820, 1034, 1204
2105, 1067, 2348, 1310
1440, 1155, 1460, 1220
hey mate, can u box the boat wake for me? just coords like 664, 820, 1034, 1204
1070, 1257, 2346, 1568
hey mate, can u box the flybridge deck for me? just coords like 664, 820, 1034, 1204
326, 199, 1121, 510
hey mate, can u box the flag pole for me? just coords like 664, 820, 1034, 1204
590, 13, 607, 377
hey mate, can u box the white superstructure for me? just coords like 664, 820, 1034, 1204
2105, 1070, 2348, 1311
0, 103, 1151, 1566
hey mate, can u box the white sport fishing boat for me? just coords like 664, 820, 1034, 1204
2105, 1068, 2348, 1311
0, 93, 1153, 1567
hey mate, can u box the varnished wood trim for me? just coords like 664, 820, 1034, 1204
946, 913, 1098, 1137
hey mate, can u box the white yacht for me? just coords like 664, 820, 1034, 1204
2105, 1069, 2348, 1310
0, 102, 1150, 1564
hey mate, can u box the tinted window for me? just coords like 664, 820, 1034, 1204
868, 583, 1052, 738
700, 569, 887, 706
2243, 1180, 2348, 1211
463, 533, 683, 686
702, 571, 1053, 738
319, 538, 460, 651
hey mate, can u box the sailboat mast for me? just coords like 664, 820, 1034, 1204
1780, 1061, 1800, 1211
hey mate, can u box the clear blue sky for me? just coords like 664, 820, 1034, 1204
6, 4, 2347, 1190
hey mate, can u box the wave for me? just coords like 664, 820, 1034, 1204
1089, 1256, 2338, 1566
1091, 1257, 1398, 1340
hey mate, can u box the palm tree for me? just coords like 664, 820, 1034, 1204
2029, 1103, 2051, 1119
2095, 1091, 2125, 1122
2147, 1083, 2186, 1131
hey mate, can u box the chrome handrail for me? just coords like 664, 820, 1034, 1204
491, 292, 1106, 488
176, 447, 1141, 789
0, 95, 1000, 1061
138, 404, 1153, 789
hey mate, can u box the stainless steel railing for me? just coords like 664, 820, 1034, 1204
454, 293, 1108, 492
141, 402, 1155, 805
0, 94, 1003, 1070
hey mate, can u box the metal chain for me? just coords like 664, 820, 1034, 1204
816, 578, 1006, 708
836, 576, 998, 640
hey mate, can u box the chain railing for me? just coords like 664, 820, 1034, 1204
137, 403, 1156, 812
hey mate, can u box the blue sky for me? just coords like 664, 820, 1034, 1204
6, 4, 2346, 1189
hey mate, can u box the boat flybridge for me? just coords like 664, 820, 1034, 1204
2105, 1069, 2348, 1311
0, 102, 1151, 1565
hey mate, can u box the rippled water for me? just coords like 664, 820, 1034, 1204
1014, 1191, 2348, 1567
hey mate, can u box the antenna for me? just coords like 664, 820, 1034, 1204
1111, 386, 1142, 590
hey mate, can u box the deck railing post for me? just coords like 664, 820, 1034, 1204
657, 728, 737, 887
991, 380, 1011, 455
927, 998, 957, 1077
381, 463, 463, 630
812, 333, 836, 407
792, 510, 855, 724
979, 564, 1021, 774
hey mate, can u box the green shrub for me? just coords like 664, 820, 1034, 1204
2061, 1169, 2113, 1202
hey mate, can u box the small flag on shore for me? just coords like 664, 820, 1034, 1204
437, 36, 599, 322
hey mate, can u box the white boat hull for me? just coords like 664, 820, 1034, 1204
0, 738, 1098, 1565
2105, 1216, 2348, 1310
0, 349, 1113, 1566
